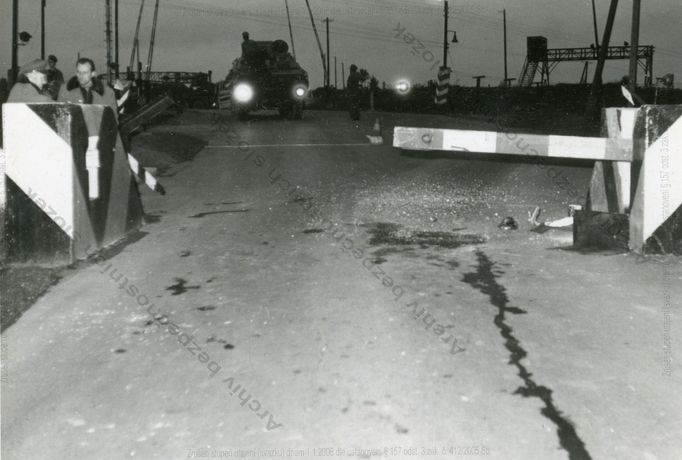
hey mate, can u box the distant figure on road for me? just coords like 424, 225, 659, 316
46, 54, 64, 100
7, 59, 53, 103
346, 64, 363, 121
60, 58, 118, 120
241, 31, 259, 65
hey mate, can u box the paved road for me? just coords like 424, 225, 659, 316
2, 110, 680, 460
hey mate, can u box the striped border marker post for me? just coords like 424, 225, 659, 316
435, 67, 451, 106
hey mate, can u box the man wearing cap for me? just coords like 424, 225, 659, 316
7, 59, 53, 103
46, 54, 64, 100
60, 57, 118, 120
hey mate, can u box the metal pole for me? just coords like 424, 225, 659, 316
105, 0, 113, 84
145, 0, 160, 81
591, 0, 600, 48
324, 17, 331, 88
341, 62, 345, 89
129, 0, 145, 72
304, 0, 326, 86
503, 9, 508, 84
11, 0, 19, 82
442, 1, 449, 68
115, 0, 119, 78
41, 0, 46, 60
285, 0, 296, 60
587, 0, 619, 115
628, 0, 641, 92
334, 56, 337, 88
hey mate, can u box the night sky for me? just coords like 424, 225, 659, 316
1, 0, 681, 88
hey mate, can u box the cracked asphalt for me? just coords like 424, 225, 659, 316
1, 110, 680, 460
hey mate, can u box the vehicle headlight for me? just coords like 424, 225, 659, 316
394, 79, 411, 95
233, 83, 254, 103
293, 84, 307, 98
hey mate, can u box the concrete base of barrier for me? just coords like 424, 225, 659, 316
2, 103, 144, 264
573, 210, 629, 251
3, 177, 72, 263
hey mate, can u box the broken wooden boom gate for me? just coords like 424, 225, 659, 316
393, 105, 682, 253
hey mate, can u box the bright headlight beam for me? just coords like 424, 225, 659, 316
233, 83, 254, 103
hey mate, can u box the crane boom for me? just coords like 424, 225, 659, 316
145, 0, 160, 81
304, 0, 326, 85
129, 0, 145, 72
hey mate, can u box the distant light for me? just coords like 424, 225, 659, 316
233, 83, 254, 103
293, 84, 307, 98
394, 79, 411, 95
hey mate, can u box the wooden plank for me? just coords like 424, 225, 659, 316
393, 126, 633, 161
588, 108, 635, 213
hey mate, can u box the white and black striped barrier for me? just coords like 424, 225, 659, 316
435, 67, 451, 106
393, 105, 682, 253
1, 103, 145, 262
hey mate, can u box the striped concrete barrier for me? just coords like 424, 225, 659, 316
393, 105, 682, 253
2, 103, 144, 263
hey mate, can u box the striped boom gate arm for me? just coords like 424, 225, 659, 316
393, 109, 682, 253
392, 127, 633, 161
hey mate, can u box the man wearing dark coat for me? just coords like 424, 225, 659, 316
60, 57, 118, 120
7, 59, 54, 103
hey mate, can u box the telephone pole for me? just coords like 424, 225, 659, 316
41, 0, 46, 59
11, 0, 19, 82
442, 1, 449, 68
502, 9, 508, 84
115, 0, 120, 77
342, 62, 346, 89
285, 0, 296, 60
304, 0, 326, 87
105, 0, 113, 83
323, 17, 333, 88
591, 0, 600, 48
334, 56, 337, 88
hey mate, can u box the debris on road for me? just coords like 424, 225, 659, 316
498, 216, 518, 230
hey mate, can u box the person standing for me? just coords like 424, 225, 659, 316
45, 54, 64, 100
346, 64, 363, 121
7, 59, 53, 103
60, 58, 118, 120
241, 31, 259, 66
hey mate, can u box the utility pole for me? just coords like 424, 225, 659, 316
41, 0, 46, 60
591, 0, 600, 48
11, 0, 19, 82
285, 0, 296, 60
587, 0, 619, 116
115, 0, 119, 78
324, 17, 333, 88
129, 0, 145, 74
628, 0, 641, 92
502, 9, 508, 85
341, 62, 346, 89
442, 1, 449, 68
145, 0, 160, 81
304, 0, 326, 87
334, 56, 337, 88
105, 0, 113, 83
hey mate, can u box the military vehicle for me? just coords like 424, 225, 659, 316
219, 39, 309, 120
